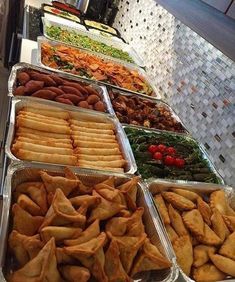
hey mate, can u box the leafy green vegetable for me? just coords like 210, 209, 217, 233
46, 26, 134, 63
125, 127, 222, 184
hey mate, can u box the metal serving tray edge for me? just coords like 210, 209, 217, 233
5, 97, 137, 175
147, 178, 235, 282
0, 163, 178, 282
42, 17, 145, 68
37, 36, 161, 99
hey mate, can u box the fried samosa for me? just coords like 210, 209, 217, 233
40, 226, 82, 243
60, 265, 90, 282
219, 231, 235, 260
193, 245, 216, 267
17, 194, 42, 216
162, 191, 195, 211
117, 177, 139, 210
9, 238, 62, 282
9, 230, 44, 266
69, 195, 101, 209
193, 263, 226, 282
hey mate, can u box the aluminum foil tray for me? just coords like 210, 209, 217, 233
5, 97, 137, 174
0, 163, 178, 282
107, 88, 190, 135
8, 62, 113, 115
123, 125, 224, 184
42, 17, 145, 68
37, 36, 160, 99
147, 178, 235, 282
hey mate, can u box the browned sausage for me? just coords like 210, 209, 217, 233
28, 71, 57, 86
31, 90, 57, 100
17, 72, 30, 85
94, 101, 106, 112
55, 97, 74, 105
15, 86, 26, 96
86, 94, 100, 105
59, 86, 83, 97
49, 74, 64, 85
78, 101, 89, 109
84, 85, 101, 97
43, 87, 65, 96
58, 94, 83, 104
63, 82, 89, 95
25, 80, 44, 94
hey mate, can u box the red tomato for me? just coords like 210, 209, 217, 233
153, 152, 163, 160
175, 158, 185, 168
157, 144, 167, 153
166, 146, 176, 155
164, 155, 175, 166
148, 145, 158, 154
51, 8, 60, 14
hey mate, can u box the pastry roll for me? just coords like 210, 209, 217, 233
22, 106, 69, 119
16, 137, 72, 148
17, 127, 71, 139
70, 119, 114, 130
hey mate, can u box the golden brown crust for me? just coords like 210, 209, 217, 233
197, 197, 212, 226
182, 209, 204, 236
154, 194, 170, 225
162, 192, 195, 211
192, 263, 226, 282
196, 224, 222, 246
219, 231, 235, 260
168, 204, 188, 236
209, 253, 235, 277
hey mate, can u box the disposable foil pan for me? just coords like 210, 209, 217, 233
8, 62, 114, 115
5, 97, 137, 174
107, 88, 190, 135
0, 163, 178, 282
123, 125, 224, 184
147, 178, 235, 282
37, 36, 160, 99
42, 17, 145, 68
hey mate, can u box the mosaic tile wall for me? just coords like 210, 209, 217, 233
114, 0, 235, 185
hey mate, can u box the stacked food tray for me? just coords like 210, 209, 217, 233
0, 17, 230, 282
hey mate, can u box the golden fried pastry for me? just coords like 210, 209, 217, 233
14, 182, 48, 215
192, 263, 226, 282
131, 238, 171, 277
105, 239, 132, 282
197, 197, 212, 226
209, 253, 235, 276
162, 191, 195, 211
154, 194, 170, 225
17, 194, 42, 216
211, 209, 230, 241
172, 188, 199, 202
193, 245, 216, 267
56, 247, 76, 264
12, 204, 44, 236
108, 232, 147, 274
172, 235, 193, 276
126, 208, 145, 237
95, 177, 116, 189
219, 231, 235, 260
64, 167, 78, 180
60, 265, 90, 282
196, 224, 222, 246
95, 182, 123, 203
40, 171, 79, 197
191, 236, 200, 246
88, 190, 125, 222
69, 195, 101, 209
64, 219, 100, 246
182, 209, 204, 236
117, 177, 139, 211
165, 224, 178, 243
39, 189, 86, 230
9, 238, 62, 282
223, 215, 235, 232
64, 232, 108, 282
168, 204, 188, 236
105, 217, 129, 236
9, 230, 44, 266
40, 226, 82, 243
210, 190, 235, 216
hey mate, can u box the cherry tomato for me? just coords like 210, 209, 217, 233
164, 155, 175, 166
153, 152, 163, 160
157, 144, 167, 153
175, 158, 185, 168
148, 145, 158, 154
166, 146, 176, 155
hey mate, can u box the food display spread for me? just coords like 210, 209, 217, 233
14, 68, 107, 111
125, 127, 221, 183
45, 25, 134, 63
7, 168, 171, 282
11, 105, 126, 172
41, 42, 154, 96
151, 183, 235, 281
109, 89, 186, 133
43, 5, 81, 23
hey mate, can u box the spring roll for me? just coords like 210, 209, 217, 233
17, 127, 71, 139
76, 147, 121, 155
70, 119, 114, 130
13, 141, 73, 155
15, 132, 72, 144
17, 114, 68, 126
72, 131, 116, 140
16, 137, 72, 148
77, 154, 123, 161
14, 149, 77, 165
79, 164, 124, 172
74, 141, 119, 149
78, 159, 126, 168
16, 117, 71, 134
18, 111, 68, 124
73, 135, 116, 144
22, 107, 69, 119
71, 125, 113, 135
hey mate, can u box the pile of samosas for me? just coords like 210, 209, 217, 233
154, 187, 235, 281
8, 168, 171, 282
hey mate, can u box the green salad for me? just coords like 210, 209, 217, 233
46, 26, 134, 63
125, 127, 222, 183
